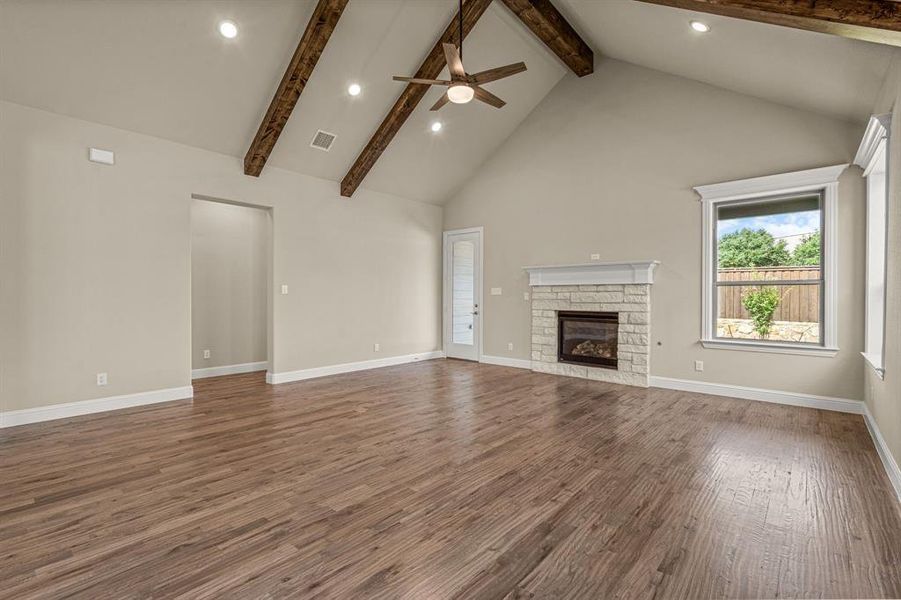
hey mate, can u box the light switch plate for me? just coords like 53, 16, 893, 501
523, 292, 530, 301
490, 287, 502, 295
281, 284, 289, 295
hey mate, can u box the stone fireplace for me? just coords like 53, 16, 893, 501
524, 261, 658, 387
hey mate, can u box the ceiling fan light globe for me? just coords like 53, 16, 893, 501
447, 84, 475, 104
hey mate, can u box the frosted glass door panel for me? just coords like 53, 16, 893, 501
452, 240, 475, 345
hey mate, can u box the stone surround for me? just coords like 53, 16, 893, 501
531, 284, 651, 387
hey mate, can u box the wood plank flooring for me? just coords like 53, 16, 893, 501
1, 359, 900, 599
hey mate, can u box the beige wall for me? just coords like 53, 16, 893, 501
443, 59, 866, 400
191, 199, 269, 370
0, 100, 442, 412
865, 53, 901, 469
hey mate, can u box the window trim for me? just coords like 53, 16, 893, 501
695, 164, 849, 357
855, 114, 891, 379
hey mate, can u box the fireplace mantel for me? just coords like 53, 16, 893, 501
524, 261, 659, 286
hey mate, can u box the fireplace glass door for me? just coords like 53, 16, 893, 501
558, 311, 618, 369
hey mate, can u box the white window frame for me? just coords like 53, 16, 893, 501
855, 114, 891, 379
695, 164, 848, 357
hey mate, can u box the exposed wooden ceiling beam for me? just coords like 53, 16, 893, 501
340, 0, 493, 197
634, 0, 901, 47
497, 0, 594, 76
244, 0, 349, 177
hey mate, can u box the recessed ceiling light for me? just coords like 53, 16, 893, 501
218, 20, 238, 39
690, 20, 710, 33
348, 83, 361, 96
430, 121, 442, 133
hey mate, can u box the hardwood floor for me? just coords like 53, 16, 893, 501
1, 359, 899, 599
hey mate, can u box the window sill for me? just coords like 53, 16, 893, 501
701, 339, 838, 357
861, 352, 885, 379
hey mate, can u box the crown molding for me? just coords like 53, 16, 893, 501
693, 164, 849, 203
854, 113, 891, 173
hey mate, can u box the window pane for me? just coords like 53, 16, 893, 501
716, 283, 821, 344
452, 240, 474, 345
716, 196, 822, 283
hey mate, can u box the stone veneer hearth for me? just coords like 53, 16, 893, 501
530, 283, 651, 387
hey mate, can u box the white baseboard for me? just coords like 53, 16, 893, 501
0, 385, 194, 428
649, 376, 864, 414
862, 404, 901, 503
192, 361, 268, 380
479, 354, 532, 369
266, 351, 445, 385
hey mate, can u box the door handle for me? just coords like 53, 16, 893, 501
472, 310, 479, 315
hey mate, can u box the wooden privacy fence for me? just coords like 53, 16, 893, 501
718, 266, 820, 323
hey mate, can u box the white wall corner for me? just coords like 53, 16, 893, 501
0, 385, 194, 428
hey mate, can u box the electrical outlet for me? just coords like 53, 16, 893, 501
96, 372, 108, 386
507, 342, 514, 351
203, 349, 211, 359
373, 343, 380, 352
590, 253, 600, 260
281, 284, 289, 295
694, 360, 704, 372
523, 292, 530, 301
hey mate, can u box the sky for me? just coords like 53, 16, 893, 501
718, 210, 819, 251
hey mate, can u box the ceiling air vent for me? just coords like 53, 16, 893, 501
310, 130, 336, 152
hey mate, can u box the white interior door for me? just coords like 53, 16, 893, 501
444, 229, 482, 361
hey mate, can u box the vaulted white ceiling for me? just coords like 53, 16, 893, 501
558, 0, 896, 125
2, 0, 896, 205
0, 0, 566, 204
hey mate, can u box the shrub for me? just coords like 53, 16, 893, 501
742, 287, 780, 339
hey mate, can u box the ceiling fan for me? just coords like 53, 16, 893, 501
392, 0, 527, 111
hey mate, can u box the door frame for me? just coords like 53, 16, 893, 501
442, 226, 484, 361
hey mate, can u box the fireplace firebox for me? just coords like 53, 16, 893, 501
557, 311, 618, 369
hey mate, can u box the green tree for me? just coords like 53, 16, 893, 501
791, 231, 820, 266
718, 228, 791, 268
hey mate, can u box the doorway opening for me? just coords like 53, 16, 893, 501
190, 196, 272, 379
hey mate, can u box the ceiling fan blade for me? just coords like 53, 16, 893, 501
393, 76, 453, 86
472, 86, 506, 109
430, 93, 450, 111
471, 62, 527, 85
442, 43, 466, 79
